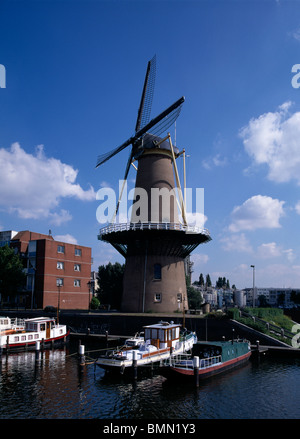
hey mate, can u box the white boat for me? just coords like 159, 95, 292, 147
96, 321, 197, 372
0, 317, 69, 352
0, 316, 26, 335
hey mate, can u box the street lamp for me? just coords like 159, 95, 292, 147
250, 265, 255, 308
57, 283, 61, 324
87, 281, 92, 312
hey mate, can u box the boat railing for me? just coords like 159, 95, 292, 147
169, 353, 222, 369
199, 355, 222, 369
10, 318, 26, 329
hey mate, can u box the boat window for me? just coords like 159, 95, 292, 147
28, 335, 33, 340
21, 335, 26, 341
34, 334, 39, 339
151, 329, 158, 339
14, 336, 19, 342
159, 329, 165, 341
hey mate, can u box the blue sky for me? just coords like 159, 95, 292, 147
1, 0, 300, 289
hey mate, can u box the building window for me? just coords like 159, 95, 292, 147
154, 293, 162, 302
57, 261, 64, 270
56, 278, 64, 287
154, 263, 162, 280
74, 279, 81, 287
57, 245, 65, 254
177, 293, 182, 303
74, 264, 81, 272
75, 248, 81, 256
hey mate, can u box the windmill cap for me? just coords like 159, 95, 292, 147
133, 133, 179, 159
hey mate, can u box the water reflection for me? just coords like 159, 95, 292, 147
0, 348, 299, 419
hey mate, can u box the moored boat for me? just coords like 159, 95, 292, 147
96, 321, 197, 373
0, 317, 69, 352
161, 339, 251, 380
0, 316, 26, 335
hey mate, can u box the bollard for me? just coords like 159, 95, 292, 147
79, 344, 85, 365
193, 356, 200, 387
132, 350, 138, 379
35, 341, 41, 362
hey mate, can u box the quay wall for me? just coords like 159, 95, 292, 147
2, 310, 288, 347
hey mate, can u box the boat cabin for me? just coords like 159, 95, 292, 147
143, 321, 181, 349
25, 317, 56, 338
0, 317, 11, 331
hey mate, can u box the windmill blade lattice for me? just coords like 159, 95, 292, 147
135, 55, 156, 132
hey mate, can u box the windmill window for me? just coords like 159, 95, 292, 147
154, 264, 162, 280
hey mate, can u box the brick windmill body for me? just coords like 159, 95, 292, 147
96, 56, 211, 313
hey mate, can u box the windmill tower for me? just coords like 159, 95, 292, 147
96, 56, 211, 312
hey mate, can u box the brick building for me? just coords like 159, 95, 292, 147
1, 230, 92, 310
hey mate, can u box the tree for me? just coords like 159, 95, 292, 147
187, 285, 203, 309
91, 296, 100, 310
0, 245, 25, 303
97, 262, 125, 309
206, 274, 212, 287
199, 273, 204, 287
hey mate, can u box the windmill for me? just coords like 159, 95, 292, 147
96, 55, 185, 223
97, 56, 211, 313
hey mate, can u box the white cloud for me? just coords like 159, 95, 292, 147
229, 195, 285, 232
290, 27, 300, 42
202, 154, 228, 170
240, 102, 300, 185
257, 242, 281, 259
257, 242, 295, 262
295, 201, 300, 215
0, 143, 96, 221
54, 234, 78, 244
220, 233, 253, 253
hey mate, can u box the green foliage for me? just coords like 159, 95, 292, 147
187, 285, 203, 309
97, 262, 125, 309
0, 245, 25, 299
244, 307, 283, 319
227, 308, 240, 320
90, 296, 100, 310
229, 307, 295, 345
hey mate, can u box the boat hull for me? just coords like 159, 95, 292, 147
161, 350, 251, 380
0, 330, 70, 352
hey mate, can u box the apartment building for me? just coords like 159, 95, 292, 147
2, 230, 92, 310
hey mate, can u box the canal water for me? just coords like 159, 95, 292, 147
0, 339, 299, 421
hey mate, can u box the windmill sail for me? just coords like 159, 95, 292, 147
96, 96, 185, 168
135, 55, 156, 133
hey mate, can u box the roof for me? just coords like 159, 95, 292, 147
143, 321, 181, 330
